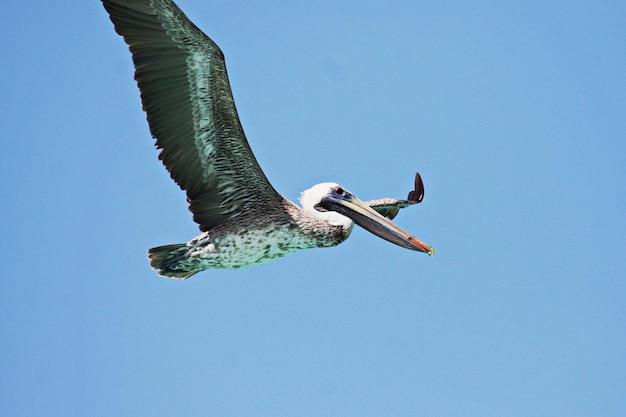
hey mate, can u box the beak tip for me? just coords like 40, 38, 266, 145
408, 236, 434, 256
422, 245, 434, 256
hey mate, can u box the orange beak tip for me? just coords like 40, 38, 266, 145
408, 236, 434, 256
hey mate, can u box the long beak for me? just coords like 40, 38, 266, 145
319, 191, 434, 255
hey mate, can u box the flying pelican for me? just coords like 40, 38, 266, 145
102, 0, 434, 278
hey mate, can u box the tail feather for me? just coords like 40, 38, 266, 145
147, 244, 199, 279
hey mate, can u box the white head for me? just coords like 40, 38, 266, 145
299, 182, 353, 228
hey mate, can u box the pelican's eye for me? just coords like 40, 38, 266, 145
333, 186, 345, 195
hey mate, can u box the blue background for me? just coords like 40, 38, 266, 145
1, 1, 625, 416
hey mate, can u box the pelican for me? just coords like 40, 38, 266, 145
102, 0, 434, 278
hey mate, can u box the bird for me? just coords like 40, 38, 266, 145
101, 0, 434, 279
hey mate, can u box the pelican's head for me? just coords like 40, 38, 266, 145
300, 182, 434, 254
300, 182, 353, 228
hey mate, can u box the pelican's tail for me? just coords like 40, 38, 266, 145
148, 244, 200, 279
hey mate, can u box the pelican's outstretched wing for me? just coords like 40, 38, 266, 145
366, 173, 425, 220
102, 0, 283, 231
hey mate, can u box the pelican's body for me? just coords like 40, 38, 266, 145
102, 0, 433, 278
149, 199, 350, 276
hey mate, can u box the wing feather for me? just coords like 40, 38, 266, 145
367, 173, 425, 219
102, 0, 283, 231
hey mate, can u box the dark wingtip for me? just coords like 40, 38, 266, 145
407, 172, 425, 203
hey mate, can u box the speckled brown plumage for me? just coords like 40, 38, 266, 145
148, 199, 352, 278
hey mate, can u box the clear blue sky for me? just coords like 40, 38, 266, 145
1, 1, 625, 416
